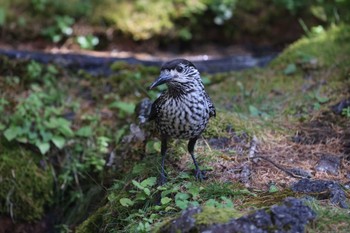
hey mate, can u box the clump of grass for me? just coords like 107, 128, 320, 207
306, 200, 350, 233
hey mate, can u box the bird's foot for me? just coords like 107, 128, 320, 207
194, 168, 207, 181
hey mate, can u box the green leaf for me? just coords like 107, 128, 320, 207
4, 126, 22, 141
115, 126, 127, 143
16, 137, 28, 143
135, 193, 147, 201
76, 126, 93, 137
188, 185, 201, 199
316, 95, 329, 103
313, 102, 321, 110
132, 163, 147, 175
47, 65, 58, 74
51, 136, 66, 149
249, 105, 260, 116
201, 76, 211, 85
143, 188, 151, 196
283, 63, 297, 75
175, 200, 188, 210
28, 131, 38, 140
220, 196, 234, 208
58, 124, 74, 137
189, 201, 200, 207
140, 177, 157, 187
175, 192, 190, 201
161, 197, 172, 205
40, 130, 53, 142
205, 199, 219, 207
153, 141, 161, 152
146, 140, 161, 154
132, 180, 144, 190
36, 141, 50, 154
269, 183, 279, 193
109, 101, 135, 115
178, 172, 191, 179
119, 198, 134, 207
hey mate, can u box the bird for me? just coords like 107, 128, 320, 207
148, 58, 216, 185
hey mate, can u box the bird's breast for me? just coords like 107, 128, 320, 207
155, 92, 210, 139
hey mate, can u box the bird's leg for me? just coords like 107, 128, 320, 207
188, 138, 207, 181
159, 137, 168, 185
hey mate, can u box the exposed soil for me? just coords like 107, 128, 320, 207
0, 216, 53, 233
201, 109, 350, 192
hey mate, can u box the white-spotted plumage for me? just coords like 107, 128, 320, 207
148, 58, 216, 184
149, 59, 215, 139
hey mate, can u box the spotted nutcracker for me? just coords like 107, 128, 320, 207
148, 59, 216, 184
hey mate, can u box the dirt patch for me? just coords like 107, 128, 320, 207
0, 216, 53, 233
202, 110, 350, 191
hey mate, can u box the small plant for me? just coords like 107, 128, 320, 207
109, 100, 136, 117
310, 91, 329, 110
342, 106, 350, 118
0, 7, 6, 26
119, 177, 158, 208
41, 15, 74, 43
76, 35, 99, 50
110, 170, 250, 232
208, 0, 236, 25
0, 61, 74, 154
3, 91, 74, 154
31, 0, 49, 12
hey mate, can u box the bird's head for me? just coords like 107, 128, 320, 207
148, 59, 201, 90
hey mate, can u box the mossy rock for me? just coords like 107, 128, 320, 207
0, 139, 53, 222
75, 206, 107, 233
194, 206, 242, 225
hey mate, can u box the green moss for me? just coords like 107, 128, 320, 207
243, 189, 297, 208
203, 109, 273, 139
207, 25, 350, 135
306, 200, 350, 233
94, 0, 174, 40
194, 206, 241, 225
75, 206, 107, 233
271, 25, 350, 69
0, 139, 53, 221
202, 182, 254, 200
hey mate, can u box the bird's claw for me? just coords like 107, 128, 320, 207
195, 169, 207, 181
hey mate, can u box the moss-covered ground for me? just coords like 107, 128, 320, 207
0, 139, 53, 222
0, 25, 349, 232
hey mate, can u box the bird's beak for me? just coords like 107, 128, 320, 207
148, 72, 171, 90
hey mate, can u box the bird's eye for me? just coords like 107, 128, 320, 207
176, 66, 183, 73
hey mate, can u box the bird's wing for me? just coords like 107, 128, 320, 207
149, 93, 164, 121
205, 92, 216, 118
148, 102, 157, 121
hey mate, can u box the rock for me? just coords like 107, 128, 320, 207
291, 179, 348, 208
315, 154, 341, 175
158, 198, 316, 233
289, 168, 312, 178
207, 137, 231, 150
331, 98, 350, 115
159, 206, 202, 233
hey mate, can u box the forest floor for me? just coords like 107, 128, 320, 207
0, 25, 349, 233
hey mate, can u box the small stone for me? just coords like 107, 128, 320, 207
291, 179, 348, 208
315, 154, 341, 175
